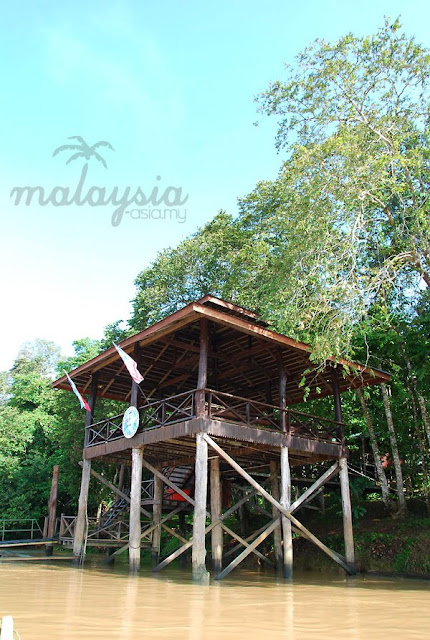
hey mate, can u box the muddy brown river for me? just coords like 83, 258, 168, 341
0, 561, 429, 639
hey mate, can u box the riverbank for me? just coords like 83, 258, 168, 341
293, 499, 430, 578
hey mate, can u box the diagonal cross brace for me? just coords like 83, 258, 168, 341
203, 434, 353, 575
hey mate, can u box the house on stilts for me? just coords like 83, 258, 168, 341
52, 295, 390, 581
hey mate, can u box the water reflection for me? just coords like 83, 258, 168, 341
0, 562, 428, 639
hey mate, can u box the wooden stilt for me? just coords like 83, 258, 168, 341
151, 470, 163, 566
210, 457, 223, 572
73, 459, 91, 562
129, 447, 143, 572
280, 446, 293, 579
332, 366, 355, 574
192, 432, 209, 583
270, 460, 283, 573
46, 465, 59, 557
339, 457, 355, 572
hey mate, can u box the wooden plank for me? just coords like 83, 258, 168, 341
216, 519, 280, 580
203, 434, 353, 575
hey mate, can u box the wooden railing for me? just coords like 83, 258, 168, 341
85, 388, 344, 447
59, 515, 130, 542
0, 518, 44, 541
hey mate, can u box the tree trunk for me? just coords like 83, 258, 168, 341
380, 384, 407, 515
402, 347, 430, 449
417, 393, 430, 449
407, 385, 430, 515
356, 389, 391, 508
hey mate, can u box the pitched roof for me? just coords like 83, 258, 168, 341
52, 295, 390, 404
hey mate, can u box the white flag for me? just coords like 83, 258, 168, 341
113, 343, 144, 384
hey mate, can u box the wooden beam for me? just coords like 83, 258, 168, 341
216, 519, 280, 580
220, 523, 274, 568
289, 462, 339, 513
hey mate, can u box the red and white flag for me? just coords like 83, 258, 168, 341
113, 343, 144, 384
65, 371, 91, 412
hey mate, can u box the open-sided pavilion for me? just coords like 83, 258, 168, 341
53, 295, 390, 580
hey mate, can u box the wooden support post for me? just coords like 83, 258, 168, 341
339, 457, 355, 572
73, 372, 98, 564
192, 432, 209, 583
210, 457, 223, 572
277, 348, 287, 432
46, 465, 59, 557
73, 459, 91, 562
151, 470, 163, 566
270, 460, 283, 573
280, 446, 293, 579
332, 367, 355, 573
129, 447, 143, 572
196, 318, 209, 417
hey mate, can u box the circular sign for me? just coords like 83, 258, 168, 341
122, 406, 140, 439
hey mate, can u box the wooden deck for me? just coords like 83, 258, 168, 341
83, 388, 346, 467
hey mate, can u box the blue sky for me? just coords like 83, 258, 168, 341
1, 0, 429, 370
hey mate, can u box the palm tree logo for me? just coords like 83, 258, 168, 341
53, 136, 114, 168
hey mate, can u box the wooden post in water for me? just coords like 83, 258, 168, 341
73, 373, 98, 564
270, 460, 283, 573
280, 446, 293, 579
46, 465, 59, 556
151, 470, 163, 566
277, 349, 293, 578
332, 367, 355, 573
210, 456, 223, 572
129, 447, 143, 572
192, 317, 210, 581
192, 433, 209, 583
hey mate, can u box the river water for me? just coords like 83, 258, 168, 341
0, 560, 429, 639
